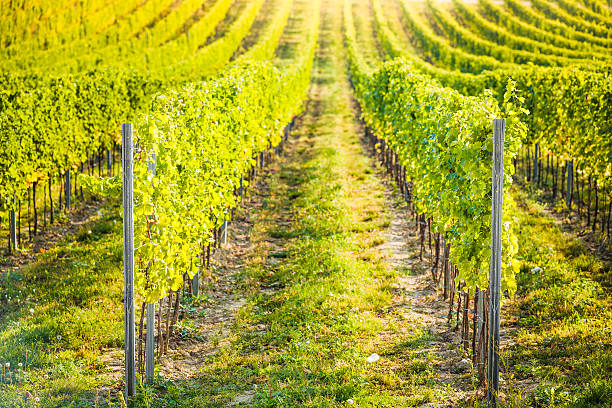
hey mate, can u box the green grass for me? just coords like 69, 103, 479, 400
126, 1, 454, 406
1, 1, 610, 407
2, 126, 606, 408
503, 187, 612, 408
0, 198, 125, 407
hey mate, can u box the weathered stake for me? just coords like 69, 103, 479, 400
192, 270, 200, 297
221, 220, 228, 246
65, 170, 71, 210
566, 161, 573, 209
9, 207, 17, 252
107, 149, 112, 175
533, 143, 539, 184
192, 243, 201, 298
488, 119, 505, 407
146, 151, 157, 383
146, 303, 155, 382
122, 123, 136, 400
33, 183, 38, 236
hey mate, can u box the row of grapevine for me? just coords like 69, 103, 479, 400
344, 0, 524, 387
377, 0, 611, 232
1, 0, 145, 54
530, 0, 610, 38
0, 0, 131, 48
548, 0, 611, 26
128, 0, 320, 303
0, 70, 162, 212
2, 0, 320, 394
397, 0, 509, 73
8, 0, 295, 77
6, 0, 189, 65
580, 0, 611, 18
428, 0, 607, 65
477, 0, 609, 52
367, 0, 479, 93
346, 0, 523, 308
162, 0, 267, 81
503, 0, 612, 47
113, 0, 321, 387
424, 0, 612, 238
0, 0, 296, 217
3, 0, 234, 73
136, 0, 213, 48
451, 0, 609, 60
234, 0, 294, 63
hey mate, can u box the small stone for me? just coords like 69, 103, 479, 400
451, 358, 471, 374
531, 266, 542, 274
366, 353, 380, 363
346, 398, 354, 404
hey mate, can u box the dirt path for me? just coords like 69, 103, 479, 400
91, 0, 475, 404
140, 0, 474, 405
361, 152, 475, 403
154, 165, 279, 381
94, 151, 288, 392
0, 198, 105, 275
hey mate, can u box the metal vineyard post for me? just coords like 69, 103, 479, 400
122, 123, 136, 400
146, 151, 157, 383
488, 119, 505, 407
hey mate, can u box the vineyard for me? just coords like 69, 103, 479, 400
0, 0, 610, 406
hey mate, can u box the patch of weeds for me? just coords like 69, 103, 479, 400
175, 319, 204, 341
0, 198, 123, 405
507, 187, 612, 405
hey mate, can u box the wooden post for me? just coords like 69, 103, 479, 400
65, 170, 71, 210
79, 163, 84, 197
146, 303, 155, 382
107, 149, 112, 176
17, 200, 21, 247
28, 188, 31, 241
526, 146, 531, 181
58, 174, 63, 212
488, 119, 505, 407
561, 162, 566, 204
593, 179, 599, 231
221, 220, 228, 246
49, 176, 54, 224
98, 149, 102, 177
476, 287, 484, 374
122, 123, 136, 400
33, 182, 37, 236
566, 161, 573, 209
552, 157, 558, 198
533, 143, 539, 185
477, 287, 484, 342
192, 239, 200, 298
145, 150, 156, 383
192, 265, 200, 297
9, 206, 17, 252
